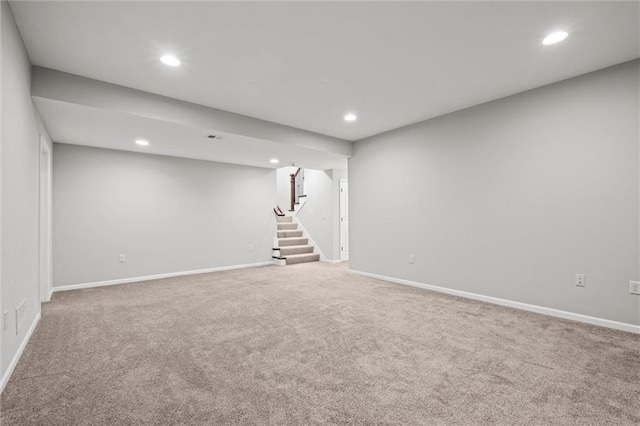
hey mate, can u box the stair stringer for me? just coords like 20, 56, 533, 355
291, 197, 307, 216
272, 257, 286, 266
290, 216, 329, 263
272, 215, 286, 266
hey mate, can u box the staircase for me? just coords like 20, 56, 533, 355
273, 214, 320, 265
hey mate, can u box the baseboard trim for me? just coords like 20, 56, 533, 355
53, 261, 274, 293
350, 270, 640, 334
0, 312, 41, 394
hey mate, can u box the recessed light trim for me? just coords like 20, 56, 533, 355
344, 113, 357, 122
542, 31, 568, 46
135, 139, 150, 146
160, 55, 181, 67
270, 158, 280, 164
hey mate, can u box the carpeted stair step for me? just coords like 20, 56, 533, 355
277, 222, 297, 230
278, 245, 314, 256
285, 253, 320, 265
277, 230, 303, 238
278, 237, 308, 246
276, 216, 293, 223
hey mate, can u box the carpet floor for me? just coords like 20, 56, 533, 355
1, 262, 639, 425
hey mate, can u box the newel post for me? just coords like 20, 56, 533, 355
289, 173, 296, 211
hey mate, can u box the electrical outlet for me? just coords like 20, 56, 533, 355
118, 254, 125, 263
630, 281, 640, 295
248, 244, 254, 251
3, 310, 8, 331
575, 274, 585, 287
409, 255, 415, 264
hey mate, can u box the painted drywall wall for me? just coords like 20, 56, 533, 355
276, 166, 346, 260
295, 169, 334, 259
350, 60, 640, 326
1, 0, 3, 378
53, 144, 276, 287
1, 1, 53, 379
276, 166, 296, 214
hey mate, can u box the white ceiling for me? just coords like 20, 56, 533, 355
10, 1, 639, 141
34, 98, 348, 171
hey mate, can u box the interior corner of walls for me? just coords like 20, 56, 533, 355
2, 0, 49, 389
32, 103, 54, 149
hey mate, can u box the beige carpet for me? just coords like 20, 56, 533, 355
1, 262, 639, 425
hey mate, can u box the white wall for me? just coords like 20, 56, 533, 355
296, 169, 334, 259
53, 144, 276, 287
1, 0, 53, 382
276, 166, 296, 214
330, 168, 348, 259
1, 0, 4, 381
276, 166, 346, 261
350, 60, 640, 326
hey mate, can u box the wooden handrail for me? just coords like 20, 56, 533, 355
290, 168, 303, 212
289, 167, 304, 212
290, 172, 296, 211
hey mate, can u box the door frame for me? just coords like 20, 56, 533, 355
339, 179, 349, 261
39, 136, 53, 305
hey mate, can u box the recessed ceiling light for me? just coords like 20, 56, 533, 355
135, 139, 149, 146
542, 31, 568, 46
160, 55, 181, 67
344, 113, 357, 122
270, 158, 280, 164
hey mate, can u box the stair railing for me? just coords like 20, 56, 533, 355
289, 168, 304, 211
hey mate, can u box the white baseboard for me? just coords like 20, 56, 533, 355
53, 261, 274, 293
350, 270, 640, 334
1, 312, 41, 394
322, 259, 342, 264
